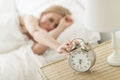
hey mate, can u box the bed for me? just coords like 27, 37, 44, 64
0, 0, 101, 80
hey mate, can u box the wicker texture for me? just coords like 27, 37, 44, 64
39, 41, 120, 80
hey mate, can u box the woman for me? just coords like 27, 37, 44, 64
19, 5, 74, 55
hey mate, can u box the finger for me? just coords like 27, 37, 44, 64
66, 41, 75, 50
64, 52, 70, 55
57, 45, 69, 54
65, 17, 73, 22
65, 15, 73, 20
65, 41, 71, 46
64, 41, 75, 51
59, 48, 70, 55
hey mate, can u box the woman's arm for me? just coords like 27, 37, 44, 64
23, 15, 61, 51
32, 26, 67, 55
32, 15, 73, 55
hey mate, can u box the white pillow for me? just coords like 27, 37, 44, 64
0, 0, 27, 53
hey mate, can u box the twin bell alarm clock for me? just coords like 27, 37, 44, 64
68, 38, 96, 72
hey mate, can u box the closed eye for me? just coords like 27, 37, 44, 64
54, 24, 58, 28
49, 18, 54, 23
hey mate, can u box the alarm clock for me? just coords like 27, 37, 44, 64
68, 38, 96, 72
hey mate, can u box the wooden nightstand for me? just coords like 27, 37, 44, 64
39, 41, 120, 80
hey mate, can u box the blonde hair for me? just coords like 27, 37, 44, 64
42, 5, 71, 17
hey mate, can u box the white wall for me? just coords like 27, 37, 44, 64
15, 0, 61, 15
100, 32, 111, 42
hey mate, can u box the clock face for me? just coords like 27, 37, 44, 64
69, 50, 91, 72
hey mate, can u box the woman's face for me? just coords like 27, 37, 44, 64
39, 12, 63, 32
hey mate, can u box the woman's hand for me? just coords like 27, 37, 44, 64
57, 41, 76, 54
58, 15, 73, 30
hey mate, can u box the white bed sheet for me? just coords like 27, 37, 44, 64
0, 40, 44, 80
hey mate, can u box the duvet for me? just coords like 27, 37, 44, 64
0, 40, 44, 80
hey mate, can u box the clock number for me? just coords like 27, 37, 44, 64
86, 55, 88, 58
87, 63, 89, 65
72, 55, 75, 58
84, 65, 87, 68
73, 63, 75, 65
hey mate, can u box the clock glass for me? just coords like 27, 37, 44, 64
69, 50, 91, 72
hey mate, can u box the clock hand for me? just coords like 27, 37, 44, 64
79, 59, 82, 65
